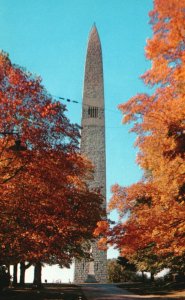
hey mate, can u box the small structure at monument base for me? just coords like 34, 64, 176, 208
85, 274, 98, 283
84, 259, 98, 283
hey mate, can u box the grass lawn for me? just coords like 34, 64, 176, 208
0, 284, 87, 300
117, 282, 185, 299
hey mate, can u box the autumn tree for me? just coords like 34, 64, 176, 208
107, 259, 123, 283
96, 0, 185, 274
107, 258, 137, 283
0, 51, 104, 283
117, 256, 136, 272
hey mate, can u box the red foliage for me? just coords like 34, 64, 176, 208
0, 52, 104, 265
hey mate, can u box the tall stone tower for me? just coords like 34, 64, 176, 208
74, 25, 107, 283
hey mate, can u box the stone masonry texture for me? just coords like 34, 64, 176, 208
74, 25, 107, 283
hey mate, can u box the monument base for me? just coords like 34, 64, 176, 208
85, 274, 98, 283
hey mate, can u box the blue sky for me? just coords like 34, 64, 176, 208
1, 0, 153, 282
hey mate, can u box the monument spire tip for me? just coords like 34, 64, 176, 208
91, 22, 98, 30
90, 23, 99, 38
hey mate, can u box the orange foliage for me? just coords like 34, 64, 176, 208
99, 0, 185, 261
0, 52, 104, 265
0, 151, 104, 265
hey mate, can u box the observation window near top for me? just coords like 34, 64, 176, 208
88, 106, 99, 118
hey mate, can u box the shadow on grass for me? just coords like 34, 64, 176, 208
117, 282, 185, 297
0, 284, 87, 300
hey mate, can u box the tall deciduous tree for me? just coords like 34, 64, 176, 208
96, 0, 185, 270
0, 52, 104, 276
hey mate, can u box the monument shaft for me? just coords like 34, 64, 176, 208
74, 25, 107, 283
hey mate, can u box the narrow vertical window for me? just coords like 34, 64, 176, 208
88, 106, 99, 118
88, 107, 90, 117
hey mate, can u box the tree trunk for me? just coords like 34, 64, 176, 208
20, 262, 26, 285
141, 271, 145, 282
151, 272, 155, 282
13, 264, 18, 285
7, 265, 10, 274
20, 262, 32, 285
33, 262, 42, 287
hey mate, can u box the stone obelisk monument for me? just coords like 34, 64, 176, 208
74, 25, 107, 283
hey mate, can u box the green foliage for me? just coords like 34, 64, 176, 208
117, 256, 137, 272
107, 259, 138, 283
163, 254, 185, 273
129, 248, 164, 275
